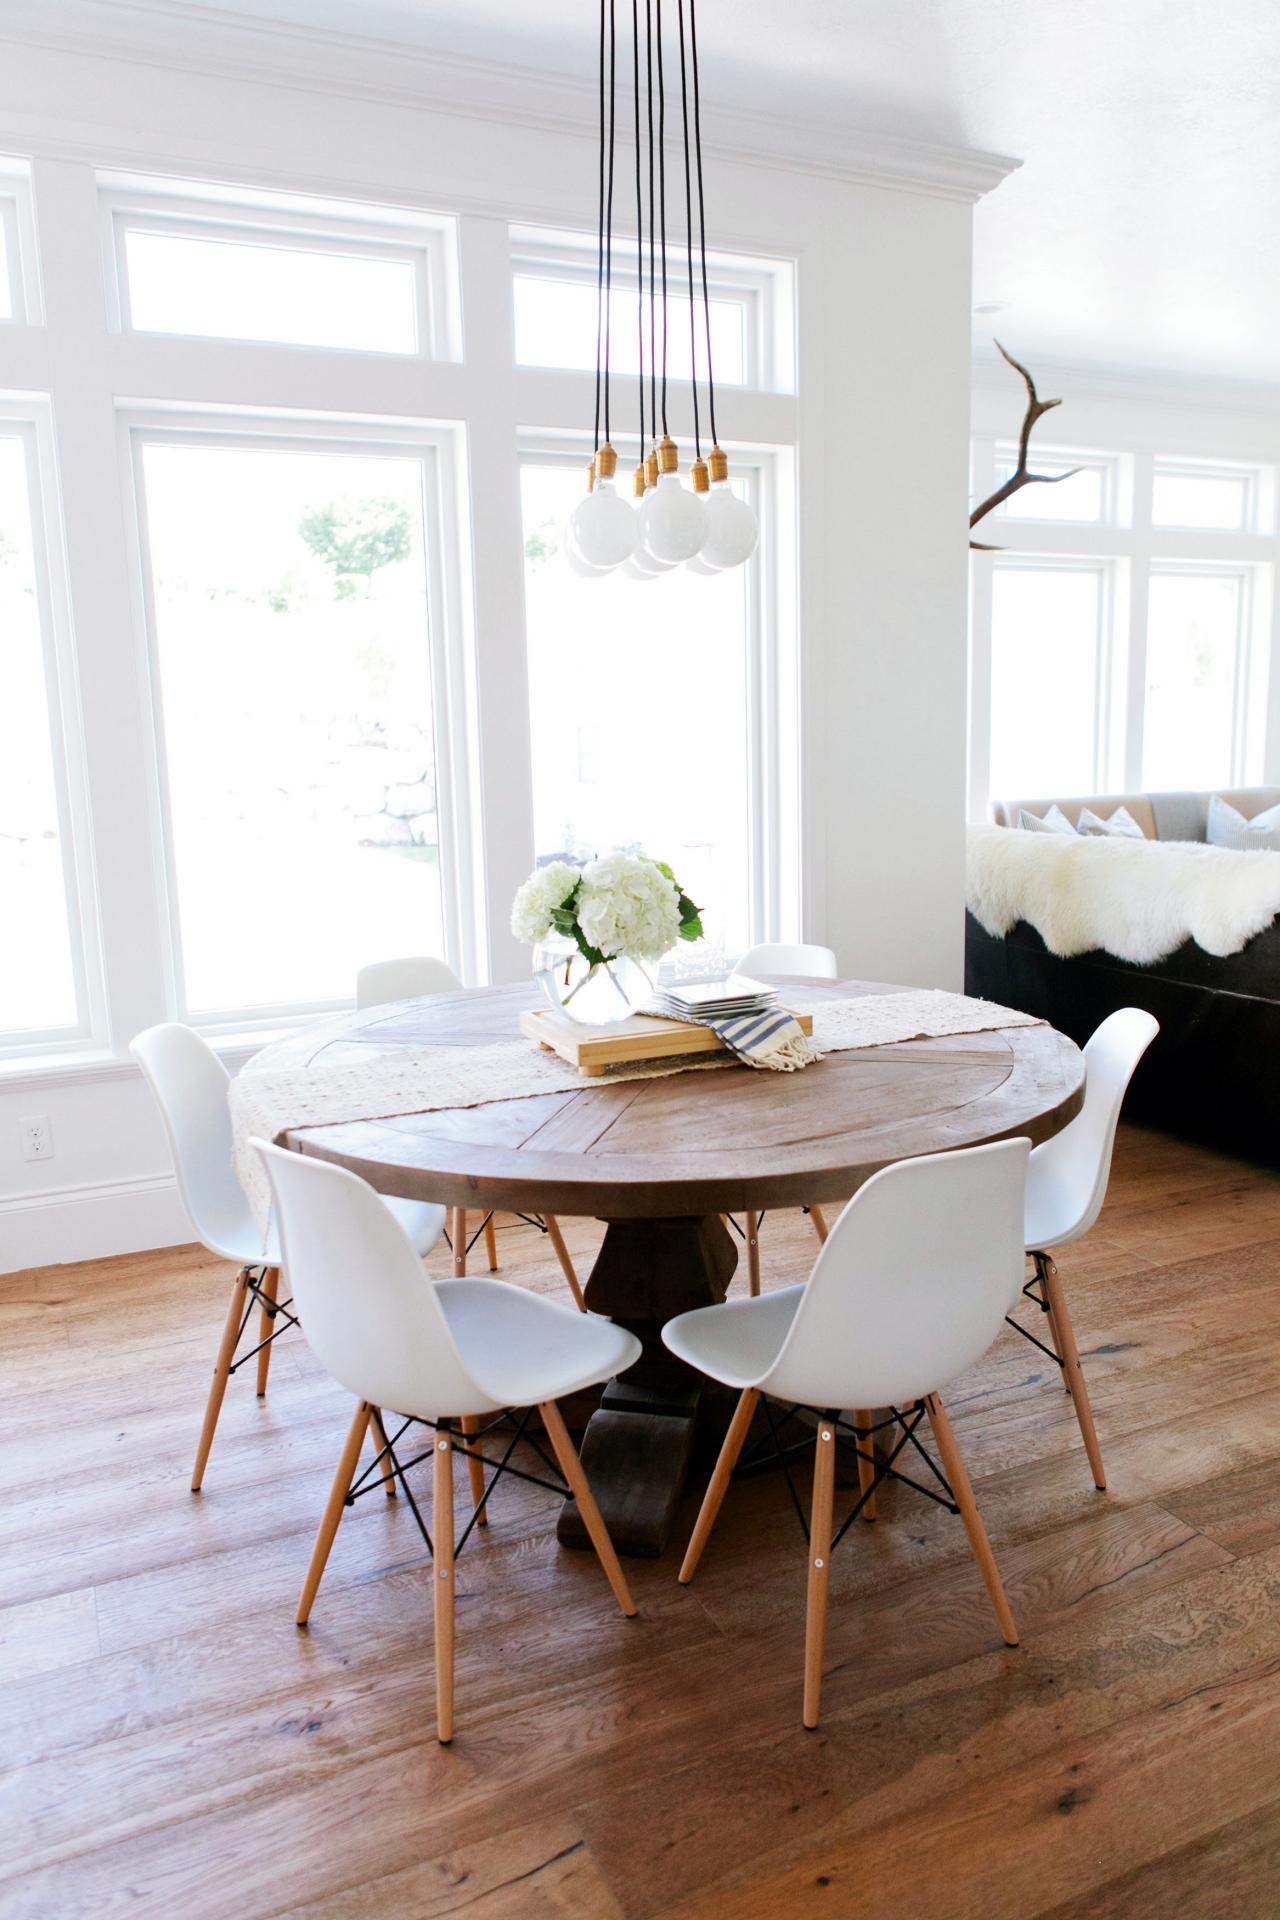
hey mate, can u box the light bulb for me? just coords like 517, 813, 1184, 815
628, 538, 678, 578
564, 534, 616, 578
638, 472, 708, 563
702, 482, 759, 569
569, 478, 638, 568
684, 553, 723, 575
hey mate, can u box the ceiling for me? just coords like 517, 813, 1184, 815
172, 2, 1280, 389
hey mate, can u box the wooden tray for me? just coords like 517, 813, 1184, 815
520, 1004, 814, 1077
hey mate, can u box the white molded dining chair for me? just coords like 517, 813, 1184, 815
733, 941, 840, 1292
667, 1138, 1029, 1729
130, 1022, 446, 1491
254, 1138, 639, 1744
1014, 1007, 1159, 1491
356, 954, 586, 1309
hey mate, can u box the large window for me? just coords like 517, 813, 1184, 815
970, 435, 1277, 812
0, 154, 795, 1066
988, 563, 1107, 796
1143, 570, 1251, 789
134, 428, 452, 1019
0, 423, 86, 1043
520, 457, 761, 957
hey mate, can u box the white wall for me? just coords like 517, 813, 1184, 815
0, 5, 998, 1269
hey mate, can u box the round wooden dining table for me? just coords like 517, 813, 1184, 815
255, 976, 1085, 1555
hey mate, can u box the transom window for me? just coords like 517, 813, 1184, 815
104, 174, 459, 358
511, 225, 795, 392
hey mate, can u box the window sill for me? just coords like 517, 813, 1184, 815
0, 1025, 302, 1093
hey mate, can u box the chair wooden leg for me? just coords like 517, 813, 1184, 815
745, 1211, 761, 1296
296, 1400, 371, 1625
853, 1409, 877, 1521
483, 1213, 499, 1272
808, 1205, 829, 1245
192, 1266, 252, 1491
540, 1399, 636, 1617
255, 1265, 280, 1398
451, 1208, 467, 1277
803, 1417, 837, 1729
368, 1405, 397, 1497
1038, 1253, 1107, 1489
460, 1414, 488, 1525
434, 1425, 456, 1744
924, 1394, 1019, 1646
544, 1214, 586, 1312
678, 1387, 759, 1585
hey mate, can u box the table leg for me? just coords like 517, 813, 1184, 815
556, 1214, 738, 1559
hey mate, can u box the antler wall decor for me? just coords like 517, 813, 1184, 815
970, 342, 1078, 550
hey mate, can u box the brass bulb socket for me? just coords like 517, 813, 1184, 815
658, 434, 679, 475
596, 442, 619, 480
692, 458, 710, 494
633, 465, 647, 497
645, 449, 660, 487
708, 445, 729, 484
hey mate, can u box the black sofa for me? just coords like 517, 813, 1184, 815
965, 787, 1280, 1163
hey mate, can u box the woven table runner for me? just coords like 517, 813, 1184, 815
229, 989, 1043, 1233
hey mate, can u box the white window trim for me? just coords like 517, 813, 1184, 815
1150, 457, 1267, 535
0, 157, 41, 327
0, 399, 106, 1056
516, 431, 799, 951
122, 405, 481, 1032
510, 223, 796, 393
101, 179, 461, 360
983, 553, 1118, 802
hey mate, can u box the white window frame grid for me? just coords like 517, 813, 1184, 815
1150, 457, 1270, 535
0, 157, 41, 326
0, 397, 105, 1055
101, 177, 461, 360
516, 431, 799, 950
123, 407, 481, 1034
970, 434, 1280, 816
510, 224, 796, 393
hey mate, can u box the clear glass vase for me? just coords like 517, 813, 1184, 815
532, 934, 653, 1026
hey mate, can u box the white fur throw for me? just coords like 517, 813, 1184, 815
967, 825, 1280, 963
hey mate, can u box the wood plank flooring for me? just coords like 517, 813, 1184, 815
1, 1122, 1279, 1917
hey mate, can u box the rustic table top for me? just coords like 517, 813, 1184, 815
256, 976, 1084, 1218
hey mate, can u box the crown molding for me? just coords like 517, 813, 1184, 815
972, 344, 1280, 420
0, 0, 1019, 204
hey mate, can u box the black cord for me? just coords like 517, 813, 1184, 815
604, 0, 617, 446
676, 0, 701, 458
688, 0, 717, 447
593, 0, 605, 455
646, 0, 657, 456
632, 0, 644, 461
656, 0, 668, 436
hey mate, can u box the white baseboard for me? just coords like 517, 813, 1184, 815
0, 1172, 192, 1273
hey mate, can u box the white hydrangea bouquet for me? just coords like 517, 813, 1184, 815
512, 852, 703, 1024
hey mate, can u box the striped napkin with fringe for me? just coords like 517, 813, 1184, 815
680, 1001, 823, 1071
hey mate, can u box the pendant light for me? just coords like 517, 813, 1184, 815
568, 0, 757, 576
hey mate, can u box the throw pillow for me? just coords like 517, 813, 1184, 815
1207, 795, 1280, 851
1077, 805, 1146, 839
1017, 804, 1079, 835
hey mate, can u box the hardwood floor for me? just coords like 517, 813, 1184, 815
2, 1122, 1280, 1917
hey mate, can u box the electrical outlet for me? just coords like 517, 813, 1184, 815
20, 1114, 53, 1162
